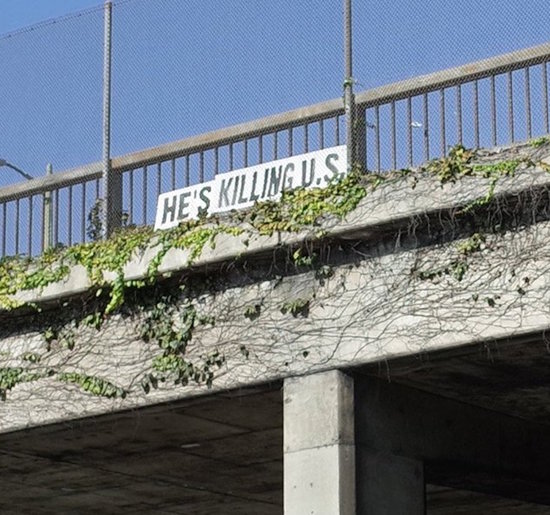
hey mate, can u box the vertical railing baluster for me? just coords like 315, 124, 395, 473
1, 204, 5, 257
143, 166, 148, 225
15, 200, 20, 255
440, 89, 447, 156
543, 62, 549, 134
507, 71, 515, 143
336, 115, 341, 146
375, 105, 381, 171
129, 171, 135, 226
68, 186, 73, 246
456, 85, 463, 145
156, 162, 162, 199
214, 147, 219, 175
355, 107, 367, 170
423, 93, 429, 161
28, 197, 33, 256
274, 132, 278, 160
185, 155, 191, 186
391, 101, 397, 170
82, 183, 87, 241
496, 75, 498, 147
199, 151, 205, 182
171, 158, 176, 189
525, 67, 532, 139
228, 144, 234, 171
304, 124, 309, 153
407, 97, 413, 167
243, 141, 248, 168
54, 190, 59, 248
288, 127, 294, 156
473, 80, 480, 148
319, 120, 324, 149
258, 136, 263, 164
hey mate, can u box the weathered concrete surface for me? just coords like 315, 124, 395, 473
3, 142, 550, 436
284, 370, 355, 515
357, 450, 425, 514
0, 385, 284, 514
4, 357, 550, 514
355, 374, 550, 506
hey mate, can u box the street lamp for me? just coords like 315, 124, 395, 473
0, 159, 53, 251
0, 158, 34, 181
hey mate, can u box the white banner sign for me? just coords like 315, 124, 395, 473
154, 145, 347, 230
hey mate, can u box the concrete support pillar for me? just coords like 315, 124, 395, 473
284, 370, 355, 515
356, 449, 425, 514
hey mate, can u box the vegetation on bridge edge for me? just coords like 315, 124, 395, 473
1, 138, 549, 400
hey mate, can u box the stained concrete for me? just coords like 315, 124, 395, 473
3, 143, 550, 512
284, 371, 355, 515
4, 338, 550, 513
0, 385, 283, 515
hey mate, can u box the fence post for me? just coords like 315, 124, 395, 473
43, 163, 53, 251
102, 0, 122, 238
355, 106, 367, 170
343, 0, 355, 170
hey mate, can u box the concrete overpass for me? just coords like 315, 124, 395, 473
3, 139, 550, 513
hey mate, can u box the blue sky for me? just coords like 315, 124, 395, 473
1, 1, 102, 32
1, 0, 550, 185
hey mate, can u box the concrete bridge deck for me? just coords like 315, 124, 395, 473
3, 338, 550, 513
3, 142, 550, 512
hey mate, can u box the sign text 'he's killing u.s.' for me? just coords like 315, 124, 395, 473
154, 145, 347, 230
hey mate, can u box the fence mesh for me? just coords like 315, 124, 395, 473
110, 0, 342, 155
1, 0, 550, 257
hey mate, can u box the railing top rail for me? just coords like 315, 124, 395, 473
111, 97, 344, 172
2, 41, 550, 205
356, 41, 550, 107
0, 162, 102, 204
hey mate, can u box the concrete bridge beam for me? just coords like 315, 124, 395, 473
284, 370, 426, 515
284, 369, 550, 513
356, 374, 550, 507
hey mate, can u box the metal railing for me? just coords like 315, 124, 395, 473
2, 42, 550, 257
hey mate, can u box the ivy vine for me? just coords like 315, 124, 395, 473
1, 142, 549, 401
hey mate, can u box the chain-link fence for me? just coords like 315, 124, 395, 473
1, 0, 550, 257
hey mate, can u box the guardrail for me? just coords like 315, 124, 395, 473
2, 42, 550, 257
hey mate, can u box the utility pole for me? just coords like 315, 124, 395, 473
102, 0, 121, 238
343, 0, 355, 170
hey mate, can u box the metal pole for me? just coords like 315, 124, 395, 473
0, 160, 34, 181
344, 0, 355, 170
43, 163, 53, 251
102, 0, 120, 238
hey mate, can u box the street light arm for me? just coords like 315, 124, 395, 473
0, 159, 34, 181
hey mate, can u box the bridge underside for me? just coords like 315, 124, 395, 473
2, 334, 550, 514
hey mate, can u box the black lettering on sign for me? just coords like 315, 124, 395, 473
177, 191, 191, 220
218, 177, 233, 208
301, 159, 315, 187
261, 168, 270, 199
231, 176, 240, 206
324, 153, 340, 182
162, 194, 177, 225
283, 163, 294, 190
249, 170, 260, 202
238, 174, 248, 204
267, 166, 283, 197
199, 186, 211, 212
